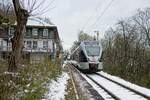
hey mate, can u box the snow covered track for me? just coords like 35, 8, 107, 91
86, 73, 150, 100
68, 63, 105, 100
86, 74, 120, 100
68, 62, 150, 100
95, 72, 150, 100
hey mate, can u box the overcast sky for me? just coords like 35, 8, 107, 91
41, 0, 150, 50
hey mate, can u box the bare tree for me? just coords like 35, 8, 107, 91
133, 8, 150, 46
0, 0, 13, 19
102, 8, 150, 88
9, 0, 55, 71
0, 0, 15, 35
8, 0, 29, 71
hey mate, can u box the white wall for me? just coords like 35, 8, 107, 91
0, 40, 7, 51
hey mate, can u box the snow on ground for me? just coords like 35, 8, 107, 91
62, 61, 67, 68
43, 72, 70, 100
98, 71, 150, 97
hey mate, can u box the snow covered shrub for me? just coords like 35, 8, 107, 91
0, 59, 62, 99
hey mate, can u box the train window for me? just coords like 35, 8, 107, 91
85, 46, 100, 56
79, 50, 87, 62
84, 41, 99, 45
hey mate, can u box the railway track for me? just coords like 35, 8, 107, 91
95, 72, 150, 99
85, 73, 150, 100
69, 63, 150, 100
68, 63, 105, 100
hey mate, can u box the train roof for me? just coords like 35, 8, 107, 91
70, 41, 102, 56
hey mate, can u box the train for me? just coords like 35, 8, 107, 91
70, 41, 103, 72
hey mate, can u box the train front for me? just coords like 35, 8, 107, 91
83, 41, 103, 72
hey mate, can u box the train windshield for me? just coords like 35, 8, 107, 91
85, 46, 100, 56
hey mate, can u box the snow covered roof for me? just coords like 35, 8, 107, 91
27, 18, 56, 27
12, 17, 61, 44
14, 17, 56, 27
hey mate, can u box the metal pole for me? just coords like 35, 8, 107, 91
94, 31, 99, 41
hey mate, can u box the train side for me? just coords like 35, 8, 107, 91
70, 41, 103, 72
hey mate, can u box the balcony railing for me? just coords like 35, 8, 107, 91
23, 47, 51, 52
0, 46, 50, 53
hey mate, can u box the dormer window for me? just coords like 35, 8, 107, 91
26, 28, 32, 37
50, 31, 54, 38
38, 28, 43, 37
43, 29, 48, 37
32, 28, 38, 36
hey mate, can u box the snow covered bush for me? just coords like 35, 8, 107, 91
0, 59, 62, 99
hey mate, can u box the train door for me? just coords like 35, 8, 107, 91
79, 50, 87, 62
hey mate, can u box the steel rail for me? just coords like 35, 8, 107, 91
95, 72, 150, 100
69, 63, 119, 100
86, 74, 120, 100
68, 63, 105, 100
68, 61, 150, 100
67, 65, 80, 100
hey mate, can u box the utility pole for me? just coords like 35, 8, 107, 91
94, 31, 99, 40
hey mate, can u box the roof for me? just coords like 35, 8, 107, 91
14, 17, 56, 27
14, 17, 61, 43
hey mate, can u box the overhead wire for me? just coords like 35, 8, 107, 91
82, 0, 103, 31
88, 0, 115, 33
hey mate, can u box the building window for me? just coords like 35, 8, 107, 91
26, 41, 32, 49
43, 41, 48, 49
48, 30, 54, 39
38, 28, 43, 37
43, 29, 48, 37
0, 40, 2, 46
0, 41, 3, 50
26, 28, 32, 37
33, 41, 38, 49
9, 27, 15, 35
32, 28, 38, 36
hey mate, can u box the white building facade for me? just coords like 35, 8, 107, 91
0, 18, 61, 63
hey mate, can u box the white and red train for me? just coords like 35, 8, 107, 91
70, 41, 103, 72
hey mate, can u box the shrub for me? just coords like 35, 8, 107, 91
0, 59, 62, 99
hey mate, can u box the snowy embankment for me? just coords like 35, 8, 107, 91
98, 71, 150, 97
43, 71, 69, 100
43, 62, 70, 100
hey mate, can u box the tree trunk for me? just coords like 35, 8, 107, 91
8, 0, 29, 71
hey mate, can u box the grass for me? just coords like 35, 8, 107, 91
65, 79, 77, 100
0, 58, 62, 100
63, 64, 77, 100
